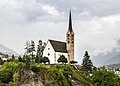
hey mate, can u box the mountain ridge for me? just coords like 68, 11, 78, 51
92, 48, 120, 66
0, 43, 18, 56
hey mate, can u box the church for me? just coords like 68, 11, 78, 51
43, 11, 75, 64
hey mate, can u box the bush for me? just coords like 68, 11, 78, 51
42, 57, 50, 64
0, 62, 21, 84
18, 56, 23, 62
48, 65, 69, 86
31, 65, 40, 73
57, 55, 68, 64
91, 68, 120, 86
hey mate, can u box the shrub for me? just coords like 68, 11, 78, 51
57, 55, 68, 64
42, 57, 50, 64
31, 65, 40, 73
0, 62, 21, 84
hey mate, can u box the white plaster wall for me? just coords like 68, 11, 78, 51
43, 40, 68, 64
43, 41, 55, 64
55, 52, 68, 63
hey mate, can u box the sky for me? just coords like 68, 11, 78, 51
0, 0, 120, 63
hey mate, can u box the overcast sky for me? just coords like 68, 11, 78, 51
0, 0, 120, 63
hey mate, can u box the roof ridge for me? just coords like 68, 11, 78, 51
49, 39, 66, 43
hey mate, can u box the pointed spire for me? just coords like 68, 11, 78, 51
68, 9, 73, 32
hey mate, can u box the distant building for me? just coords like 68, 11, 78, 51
43, 10, 75, 64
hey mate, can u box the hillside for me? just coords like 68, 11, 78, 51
0, 62, 120, 86
0, 62, 90, 86
0, 43, 18, 56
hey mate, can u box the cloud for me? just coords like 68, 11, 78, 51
74, 13, 120, 63
42, 5, 60, 16
1, 0, 120, 24
37, 0, 120, 17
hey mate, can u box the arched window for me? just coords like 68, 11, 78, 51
68, 41, 70, 44
67, 34, 69, 37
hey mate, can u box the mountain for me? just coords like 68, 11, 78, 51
106, 63, 120, 69
103, 53, 120, 65
92, 48, 120, 67
0, 43, 18, 56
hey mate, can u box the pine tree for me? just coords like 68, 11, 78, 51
81, 51, 93, 73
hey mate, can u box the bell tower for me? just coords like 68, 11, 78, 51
66, 10, 74, 62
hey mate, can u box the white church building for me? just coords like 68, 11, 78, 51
43, 11, 75, 64
43, 39, 68, 64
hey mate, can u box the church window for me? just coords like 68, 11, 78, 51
72, 35, 74, 37
48, 53, 50, 56
72, 41, 74, 43
67, 34, 69, 37
68, 41, 70, 43
48, 48, 50, 50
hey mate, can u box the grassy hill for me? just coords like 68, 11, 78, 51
0, 62, 91, 86
0, 62, 120, 86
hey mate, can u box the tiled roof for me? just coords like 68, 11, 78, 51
49, 39, 68, 53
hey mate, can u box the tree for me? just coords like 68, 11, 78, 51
18, 56, 22, 62
0, 57, 3, 65
30, 40, 35, 61
24, 40, 35, 62
11, 54, 15, 61
35, 40, 46, 63
57, 55, 68, 64
22, 55, 26, 62
25, 41, 31, 54
42, 57, 50, 64
35, 55, 42, 63
81, 51, 93, 73
36, 40, 46, 57
35, 40, 43, 63
36, 40, 43, 57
